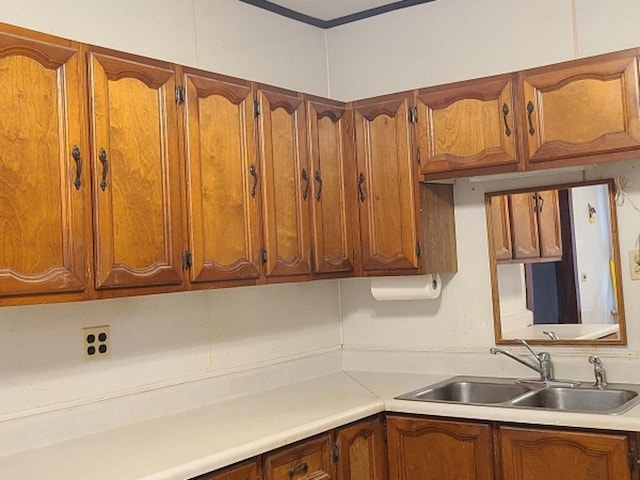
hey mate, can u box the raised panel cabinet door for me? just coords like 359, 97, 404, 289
386, 416, 494, 480
0, 28, 88, 297
191, 459, 260, 480
353, 94, 420, 273
335, 417, 388, 480
307, 98, 354, 275
256, 87, 311, 279
521, 50, 640, 165
509, 192, 540, 260
500, 426, 632, 480
536, 190, 562, 259
88, 50, 183, 289
417, 74, 517, 175
488, 195, 513, 262
263, 433, 334, 480
183, 70, 261, 283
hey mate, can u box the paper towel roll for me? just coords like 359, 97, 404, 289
370, 274, 441, 301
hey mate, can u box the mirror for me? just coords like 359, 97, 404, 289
485, 179, 626, 345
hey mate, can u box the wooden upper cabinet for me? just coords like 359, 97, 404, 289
264, 433, 334, 480
509, 190, 562, 261
488, 195, 513, 262
417, 74, 518, 175
353, 93, 421, 274
256, 86, 311, 279
335, 417, 388, 480
0, 27, 89, 298
88, 49, 183, 290
500, 426, 634, 480
182, 70, 261, 284
521, 49, 640, 165
306, 98, 355, 275
386, 416, 494, 480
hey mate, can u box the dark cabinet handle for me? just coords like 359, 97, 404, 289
527, 101, 535, 135
532, 193, 544, 213
301, 168, 310, 201
99, 148, 109, 191
71, 145, 82, 190
537, 193, 544, 213
314, 170, 323, 201
502, 103, 512, 137
357, 172, 366, 202
249, 164, 258, 198
289, 462, 309, 479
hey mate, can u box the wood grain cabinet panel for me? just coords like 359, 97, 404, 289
509, 190, 562, 261
88, 49, 183, 290
192, 459, 260, 480
417, 74, 518, 175
264, 434, 334, 480
256, 86, 311, 280
353, 93, 421, 274
0, 27, 89, 298
306, 98, 355, 275
488, 194, 513, 262
182, 69, 262, 284
335, 417, 388, 480
521, 49, 640, 166
386, 416, 494, 480
500, 426, 634, 480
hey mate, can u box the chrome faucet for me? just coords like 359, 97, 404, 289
588, 355, 607, 389
490, 339, 554, 382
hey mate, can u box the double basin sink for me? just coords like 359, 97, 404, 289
396, 375, 640, 415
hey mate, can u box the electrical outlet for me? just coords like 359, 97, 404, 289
82, 325, 110, 360
630, 250, 640, 281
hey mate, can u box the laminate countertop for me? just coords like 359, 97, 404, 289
3, 370, 640, 480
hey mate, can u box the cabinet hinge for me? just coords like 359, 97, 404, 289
254, 100, 261, 117
260, 249, 267, 264
175, 86, 185, 105
181, 251, 192, 270
383, 423, 388, 443
629, 450, 638, 471
332, 443, 340, 462
409, 106, 418, 123
416, 241, 422, 258
417, 148, 421, 165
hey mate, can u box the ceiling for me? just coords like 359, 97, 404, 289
238, 0, 438, 28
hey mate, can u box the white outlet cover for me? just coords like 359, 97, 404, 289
630, 250, 640, 281
82, 325, 111, 360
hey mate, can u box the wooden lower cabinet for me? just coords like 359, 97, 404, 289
335, 416, 388, 480
193, 459, 261, 480
499, 425, 636, 480
264, 433, 334, 480
386, 415, 494, 480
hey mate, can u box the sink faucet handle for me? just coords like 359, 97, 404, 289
517, 339, 544, 362
588, 355, 607, 389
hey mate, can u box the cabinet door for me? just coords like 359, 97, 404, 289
386, 416, 494, 480
521, 50, 640, 165
335, 417, 388, 480
500, 426, 632, 480
509, 193, 541, 260
264, 433, 334, 480
0, 28, 88, 297
536, 190, 562, 259
88, 50, 183, 289
353, 94, 420, 273
307, 98, 355, 275
417, 75, 517, 174
183, 70, 261, 283
192, 459, 260, 480
488, 195, 513, 262
256, 87, 311, 279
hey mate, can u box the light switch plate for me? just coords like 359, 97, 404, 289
630, 250, 640, 281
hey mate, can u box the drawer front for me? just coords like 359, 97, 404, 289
264, 433, 334, 480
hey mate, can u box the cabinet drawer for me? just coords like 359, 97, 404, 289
192, 459, 260, 480
264, 433, 334, 480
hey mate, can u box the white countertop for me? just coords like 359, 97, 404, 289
3, 370, 640, 480
502, 323, 620, 340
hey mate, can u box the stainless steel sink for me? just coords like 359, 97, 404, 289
396, 376, 531, 405
396, 376, 640, 415
511, 387, 639, 414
